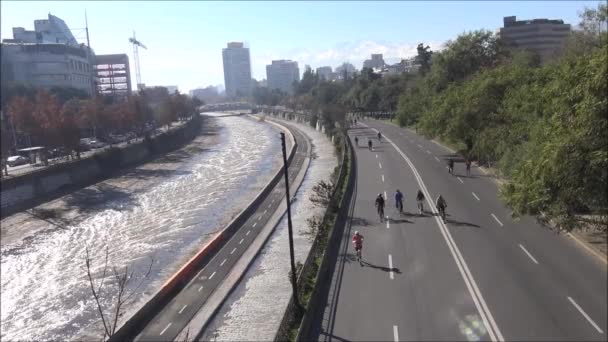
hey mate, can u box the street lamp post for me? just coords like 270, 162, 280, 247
280, 132, 300, 308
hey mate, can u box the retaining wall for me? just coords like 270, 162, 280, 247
0, 116, 202, 217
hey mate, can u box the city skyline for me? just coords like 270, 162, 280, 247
1, 1, 601, 93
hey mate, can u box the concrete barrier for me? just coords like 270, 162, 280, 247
108, 118, 297, 342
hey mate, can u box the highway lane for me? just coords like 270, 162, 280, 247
135, 123, 311, 342
362, 120, 607, 341
313, 127, 494, 341
311, 122, 606, 341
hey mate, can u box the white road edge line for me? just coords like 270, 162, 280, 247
159, 322, 172, 336
393, 325, 399, 342
263, 209, 268, 214
220, 259, 226, 266
388, 254, 394, 279
417, 144, 423, 148
246, 230, 251, 236
363, 123, 504, 342
239, 238, 244, 244
567, 296, 604, 334
178, 304, 188, 314
376, 154, 378, 159
386, 219, 390, 229
198, 285, 204, 292
457, 177, 464, 184
434, 156, 440, 162
209, 271, 216, 279
379, 162, 383, 169
426, 150, 431, 154
230, 248, 237, 255
252, 222, 257, 228
384, 191, 387, 199
382, 174, 385, 182
472, 192, 480, 201
518, 244, 539, 264
491, 213, 504, 227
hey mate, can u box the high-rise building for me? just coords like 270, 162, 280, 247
499, 16, 571, 63
316, 66, 332, 80
335, 62, 357, 80
222, 42, 252, 98
266, 60, 300, 94
363, 54, 385, 70
94, 54, 131, 99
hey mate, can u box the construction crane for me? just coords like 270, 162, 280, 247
129, 31, 147, 91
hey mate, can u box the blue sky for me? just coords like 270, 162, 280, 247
1, 1, 601, 93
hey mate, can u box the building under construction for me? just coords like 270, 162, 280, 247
94, 54, 132, 99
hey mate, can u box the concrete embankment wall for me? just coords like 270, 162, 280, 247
0, 117, 202, 217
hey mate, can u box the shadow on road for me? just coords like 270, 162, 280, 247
317, 332, 352, 342
350, 216, 371, 227
361, 260, 401, 274
447, 219, 481, 228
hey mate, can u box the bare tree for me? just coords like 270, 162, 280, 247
84, 246, 153, 340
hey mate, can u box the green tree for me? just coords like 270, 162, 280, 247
415, 43, 433, 75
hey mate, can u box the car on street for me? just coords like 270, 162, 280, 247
7, 155, 29, 167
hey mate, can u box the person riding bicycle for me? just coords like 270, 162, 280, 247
368, 139, 373, 151
416, 189, 425, 214
436, 194, 447, 220
375, 193, 385, 221
448, 159, 454, 175
395, 189, 404, 213
377, 132, 382, 141
352, 231, 364, 262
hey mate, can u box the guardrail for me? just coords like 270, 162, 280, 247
108, 120, 297, 342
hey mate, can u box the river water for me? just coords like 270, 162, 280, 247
0, 114, 281, 341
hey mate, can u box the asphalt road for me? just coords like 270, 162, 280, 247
310, 120, 607, 341
135, 123, 310, 342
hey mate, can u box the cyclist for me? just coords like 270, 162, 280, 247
352, 231, 364, 264
377, 132, 382, 142
416, 189, 425, 215
368, 139, 373, 151
395, 189, 404, 214
436, 194, 447, 222
448, 159, 454, 175
375, 193, 385, 222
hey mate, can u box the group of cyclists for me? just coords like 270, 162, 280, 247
349, 128, 458, 264
353, 191, 447, 263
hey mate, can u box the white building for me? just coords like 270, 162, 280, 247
499, 16, 571, 63
1, 43, 96, 96
316, 66, 332, 80
1, 13, 96, 96
11, 14, 78, 46
222, 42, 252, 98
266, 60, 300, 94
363, 54, 385, 70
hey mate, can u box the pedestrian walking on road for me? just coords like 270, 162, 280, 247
465, 159, 472, 177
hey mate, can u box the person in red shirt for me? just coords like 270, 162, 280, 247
352, 231, 364, 264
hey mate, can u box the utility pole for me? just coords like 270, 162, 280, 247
280, 132, 299, 308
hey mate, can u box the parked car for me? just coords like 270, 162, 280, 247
88, 140, 106, 149
7, 155, 29, 167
